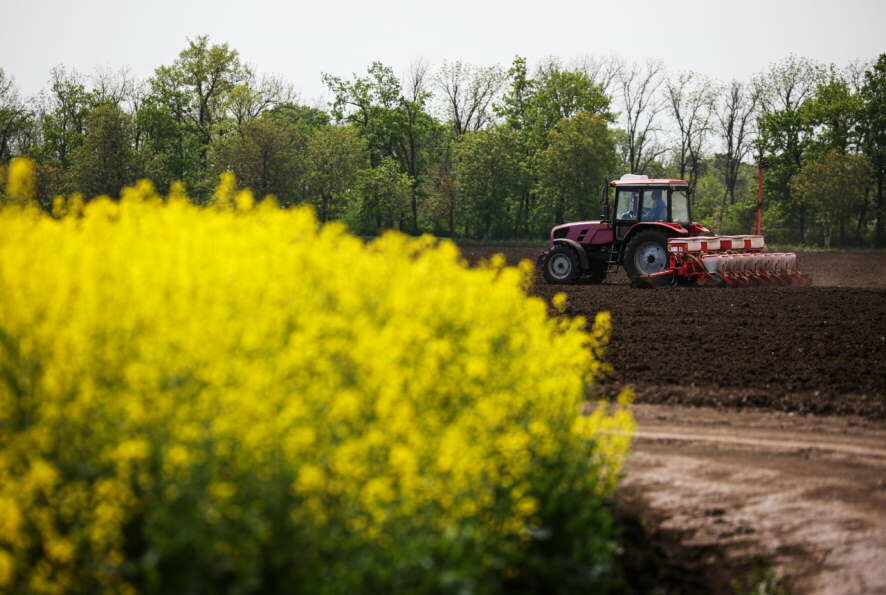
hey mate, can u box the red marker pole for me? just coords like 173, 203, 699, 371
755, 161, 765, 235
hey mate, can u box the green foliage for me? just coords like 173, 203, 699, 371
5, 43, 885, 245
0, 170, 634, 592
0, 69, 32, 162
347, 157, 412, 234
36, 67, 94, 171
69, 103, 137, 198
160, 35, 249, 143
303, 125, 368, 221
861, 54, 886, 246
495, 56, 535, 132
791, 151, 874, 247
454, 125, 526, 239
801, 78, 863, 156
755, 56, 827, 242
693, 160, 761, 236
265, 102, 330, 131
323, 61, 441, 232
527, 68, 612, 140
535, 112, 617, 225
756, 55, 884, 246
210, 116, 308, 206
138, 64, 206, 194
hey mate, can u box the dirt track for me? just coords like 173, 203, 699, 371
460, 246, 886, 593
619, 405, 886, 594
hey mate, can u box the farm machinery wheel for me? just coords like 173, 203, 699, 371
542, 245, 581, 284
624, 229, 674, 288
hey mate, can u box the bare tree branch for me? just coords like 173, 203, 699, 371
714, 80, 759, 231
665, 71, 717, 196
618, 60, 666, 173
435, 60, 505, 135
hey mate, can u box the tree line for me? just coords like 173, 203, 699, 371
1, 37, 883, 246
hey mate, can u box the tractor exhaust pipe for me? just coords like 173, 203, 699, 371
600, 181, 611, 222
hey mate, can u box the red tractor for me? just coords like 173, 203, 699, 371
538, 174, 810, 287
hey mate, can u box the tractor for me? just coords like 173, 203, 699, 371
538, 174, 810, 287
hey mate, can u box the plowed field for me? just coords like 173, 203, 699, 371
459, 247, 886, 418
460, 246, 886, 593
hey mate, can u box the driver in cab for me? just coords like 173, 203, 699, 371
642, 190, 667, 222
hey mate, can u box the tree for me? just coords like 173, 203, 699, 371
495, 56, 536, 132
38, 66, 94, 169
528, 64, 612, 137
323, 62, 401, 168
349, 157, 412, 233
69, 103, 136, 197
265, 102, 330, 131
497, 57, 611, 143
715, 81, 758, 232
861, 54, 886, 247
801, 76, 863, 157
426, 143, 460, 236
536, 112, 617, 225
755, 55, 827, 242
665, 72, 717, 198
324, 61, 439, 232
0, 69, 31, 161
493, 57, 538, 236
136, 78, 203, 194
90, 65, 136, 106
210, 116, 308, 205
395, 61, 440, 232
454, 125, 524, 238
225, 73, 298, 130
303, 125, 368, 222
573, 54, 624, 98
435, 61, 504, 136
791, 152, 873, 247
493, 56, 614, 235
153, 36, 249, 150
617, 60, 666, 173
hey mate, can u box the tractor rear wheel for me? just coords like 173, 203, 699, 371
543, 245, 581, 284
624, 229, 672, 286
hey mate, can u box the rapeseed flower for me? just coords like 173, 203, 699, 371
0, 159, 633, 593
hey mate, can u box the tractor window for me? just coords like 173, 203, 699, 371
615, 189, 639, 221
671, 190, 689, 222
640, 189, 667, 221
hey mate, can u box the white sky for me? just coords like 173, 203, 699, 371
1, 0, 884, 105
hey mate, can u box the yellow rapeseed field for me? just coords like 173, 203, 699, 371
0, 158, 633, 594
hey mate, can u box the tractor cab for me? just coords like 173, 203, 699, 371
612, 180, 691, 231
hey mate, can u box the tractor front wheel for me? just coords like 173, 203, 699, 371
543, 245, 581, 284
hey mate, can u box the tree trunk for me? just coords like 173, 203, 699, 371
876, 176, 884, 248
856, 202, 867, 244
715, 191, 727, 234
448, 191, 455, 237
411, 183, 418, 235
799, 204, 806, 244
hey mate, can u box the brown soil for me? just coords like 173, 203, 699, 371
459, 246, 886, 419
458, 245, 886, 593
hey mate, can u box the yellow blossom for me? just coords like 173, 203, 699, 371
0, 162, 633, 592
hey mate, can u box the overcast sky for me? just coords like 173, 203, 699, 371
1, 0, 883, 104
